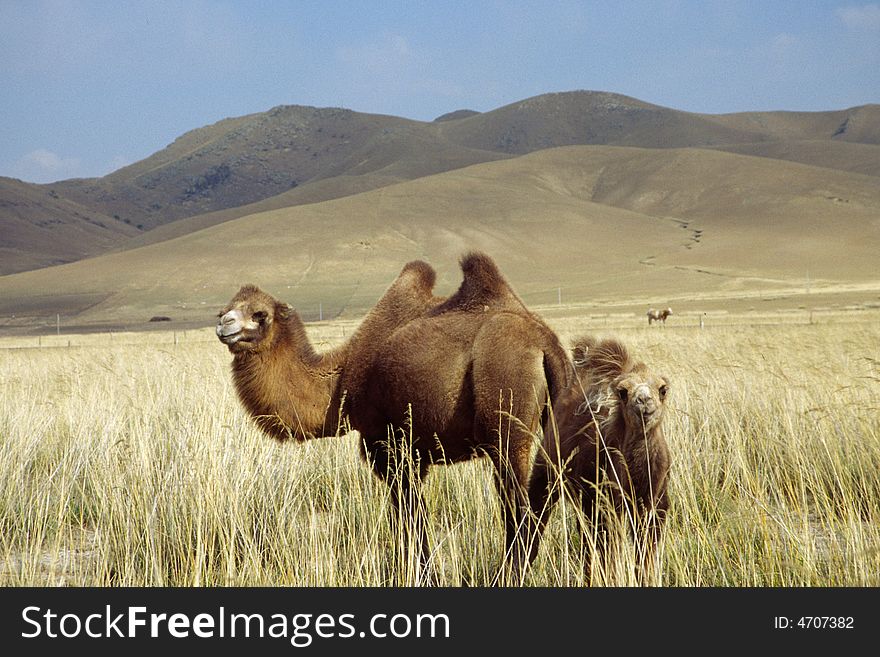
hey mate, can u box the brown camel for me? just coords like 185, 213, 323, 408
528, 335, 671, 584
216, 253, 573, 584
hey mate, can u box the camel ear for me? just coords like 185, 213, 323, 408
616, 385, 629, 403
570, 335, 596, 366
276, 303, 293, 320
658, 376, 671, 400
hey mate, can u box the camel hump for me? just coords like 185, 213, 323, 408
237, 283, 261, 295
429, 251, 524, 316
340, 259, 441, 405
345, 259, 438, 358
398, 259, 437, 295
369, 259, 438, 317
232, 283, 266, 302
575, 336, 633, 385
571, 335, 598, 366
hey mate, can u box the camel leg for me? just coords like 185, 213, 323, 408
478, 400, 540, 587
363, 436, 434, 585
526, 441, 565, 566
579, 489, 602, 585
588, 489, 664, 586
471, 400, 534, 584
388, 460, 433, 586
472, 346, 549, 584
634, 491, 668, 586
487, 444, 534, 585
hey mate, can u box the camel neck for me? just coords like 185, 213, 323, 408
231, 316, 349, 441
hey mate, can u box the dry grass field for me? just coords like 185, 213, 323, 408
2, 306, 878, 587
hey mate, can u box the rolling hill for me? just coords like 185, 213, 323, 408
710, 140, 880, 178
1, 144, 878, 332
50, 106, 507, 233
0, 177, 137, 273
2, 90, 878, 276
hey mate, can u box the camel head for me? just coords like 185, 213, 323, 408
665, 307, 673, 316
216, 284, 292, 354
614, 366, 670, 432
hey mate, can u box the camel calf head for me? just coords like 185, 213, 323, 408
614, 366, 670, 433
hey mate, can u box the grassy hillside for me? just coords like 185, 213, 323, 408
3, 91, 877, 275
437, 91, 767, 152
710, 140, 880, 177
708, 104, 880, 145
52, 106, 506, 231
0, 177, 137, 275
1, 145, 878, 331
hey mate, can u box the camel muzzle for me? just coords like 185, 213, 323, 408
217, 329, 242, 344
217, 310, 248, 343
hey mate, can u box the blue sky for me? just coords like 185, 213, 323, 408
1, 0, 878, 183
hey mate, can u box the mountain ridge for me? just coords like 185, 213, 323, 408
2, 89, 878, 277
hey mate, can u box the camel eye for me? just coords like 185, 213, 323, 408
617, 387, 628, 403
659, 385, 668, 400
252, 310, 268, 323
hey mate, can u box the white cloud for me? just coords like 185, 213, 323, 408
10, 149, 83, 182
5, 150, 135, 183
838, 4, 880, 30
22, 148, 78, 172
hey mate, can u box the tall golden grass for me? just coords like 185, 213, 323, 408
1, 312, 879, 586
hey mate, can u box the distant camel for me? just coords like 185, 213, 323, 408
528, 335, 670, 584
216, 253, 573, 583
647, 307, 673, 325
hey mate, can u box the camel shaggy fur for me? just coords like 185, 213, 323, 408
528, 335, 670, 584
217, 253, 573, 583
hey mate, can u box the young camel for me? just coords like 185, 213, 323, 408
528, 335, 671, 584
216, 253, 573, 584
